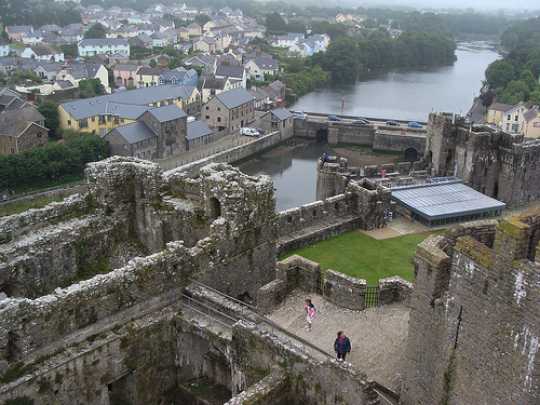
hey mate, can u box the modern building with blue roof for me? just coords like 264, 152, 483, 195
391, 179, 506, 226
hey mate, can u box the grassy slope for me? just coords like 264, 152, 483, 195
282, 230, 440, 285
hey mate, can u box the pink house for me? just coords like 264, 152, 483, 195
113, 63, 141, 89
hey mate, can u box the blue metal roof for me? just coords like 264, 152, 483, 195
391, 181, 506, 220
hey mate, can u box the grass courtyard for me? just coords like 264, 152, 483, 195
282, 230, 440, 285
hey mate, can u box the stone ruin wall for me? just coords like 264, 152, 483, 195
0, 156, 281, 404
257, 255, 412, 314
425, 112, 540, 207
401, 211, 540, 405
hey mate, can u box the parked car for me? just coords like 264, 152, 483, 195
328, 114, 341, 122
240, 127, 260, 137
386, 120, 400, 126
408, 121, 423, 129
291, 110, 306, 120
352, 118, 370, 126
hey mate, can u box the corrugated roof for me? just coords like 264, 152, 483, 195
391, 181, 506, 220
148, 104, 186, 122
214, 88, 253, 109
187, 120, 214, 140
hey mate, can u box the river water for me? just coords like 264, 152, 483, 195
238, 43, 500, 211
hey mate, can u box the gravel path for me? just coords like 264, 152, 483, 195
268, 290, 409, 391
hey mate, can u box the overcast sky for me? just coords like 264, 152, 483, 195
343, 0, 540, 11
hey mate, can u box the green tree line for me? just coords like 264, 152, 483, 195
312, 31, 456, 85
0, 135, 109, 190
484, 17, 540, 105
0, 0, 81, 27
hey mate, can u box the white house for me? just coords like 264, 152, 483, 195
244, 57, 279, 81
21, 32, 44, 45
272, 33, 305, 48
501, 102, 528, 134
0, 44, 10, 57
56, 62, 111, 93
21, 45, 64, 62
78, 38, 130, 58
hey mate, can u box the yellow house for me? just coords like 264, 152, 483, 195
58, 85, 201, 135
486, 102, 513, 127
136, 66, 166, 88
523, 107, 540, 139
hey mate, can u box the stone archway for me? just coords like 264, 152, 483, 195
404, 147, 419, 162
316, 128, 328, 143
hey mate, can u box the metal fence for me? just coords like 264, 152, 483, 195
364, 285, 380, 308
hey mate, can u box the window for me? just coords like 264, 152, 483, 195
67, 120, 71, 127
217, 107, 221, 111
99, 116, 106, 124
37, 133, 42, 138
507, 114, 511, 120
205, 115, 210, 119
79, 119, 88, 128
91, 117, 95, 122
217, 117, 221, 122
514, 115, 518, 121
206, 106, 209, 110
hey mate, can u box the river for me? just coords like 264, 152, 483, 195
238, 43, 500, 211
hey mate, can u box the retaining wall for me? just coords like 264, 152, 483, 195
167, 130, 292, 177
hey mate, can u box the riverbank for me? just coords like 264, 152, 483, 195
291, 45, 499, 121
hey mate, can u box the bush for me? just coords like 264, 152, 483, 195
0, 135, 109, 191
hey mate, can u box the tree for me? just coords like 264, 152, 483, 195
485, 60, 515, 91
265, 12, 288, 34
78, 79, 105, 98
38, 101, 60, 139
60, 44, 78, 59
499, 80, 530, 105
84, 23, 107, 39
194, 14, 211, 26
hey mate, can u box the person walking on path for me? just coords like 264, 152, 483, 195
334, 331, 351, 362
304, 298, 316, 331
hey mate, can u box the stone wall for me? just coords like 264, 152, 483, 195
168, 129, 293, 176
258, 255, 412, 314
372, 131, 426, 154
401, 211, 540, 405
231, 320, 381, 405
425, 112, 540, 207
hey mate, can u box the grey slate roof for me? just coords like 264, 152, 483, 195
61, 85, 195, 120
215, 64, 244, 79
112, 121, 155, 144
271, 108, 292, 121
214, 88, 254, 109
0, 106, 45, 138
148, 104, 186, 122
79, 38, 129, 47
391, 180, 506, 220
187, 120, 214, 140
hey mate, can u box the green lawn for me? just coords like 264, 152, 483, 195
282, 230, 441, 285
0, 195, 66, 217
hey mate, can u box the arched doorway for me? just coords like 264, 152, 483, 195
404, 147, 419, 162
316, 128, 328, 143
209, 197, 221, 219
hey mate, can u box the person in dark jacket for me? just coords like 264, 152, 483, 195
334, 331, 351, 362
